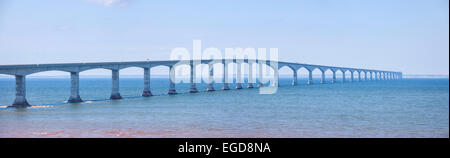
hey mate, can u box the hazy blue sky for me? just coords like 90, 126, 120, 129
0, 0, 448, 75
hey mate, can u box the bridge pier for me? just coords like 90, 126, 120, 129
222, 61, 230, 90
257, 62, 263, 88
271, 68, 279, 87
189, 63, 199, 93
110, 69, 122, 99
68, 72, 83, 103
342, 71, 346, 83
364, 72, 367, 81
168, 66, 177, 95
142, 68, 153, 97
235, 62, 243, 89
9, 75, 30, 108
206, 64, 215, 91
332, 71, 336, 83
350, 71, 354, 82
374, 72, 378, 81
307, 70, 313, 85
292, 71, 298, 86
247, 63, 254, 88
321, 70, 325, 84
358, 71, 361, 82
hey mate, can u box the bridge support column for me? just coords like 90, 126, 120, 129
364, 72, 367, 81
247, 63, 254, 88
68, 72, 83, 103
271, 67, 279, 87
370, 72, 373, 80
110, 69, 122, 99
168, 66, 177, 95
307, 70, 313, 85
189, 63, 199, 93
235, 62, 243, 89
257, 62, 263, 88
292, 70, 298, 86
342, 71, 346, 83
350, 71, 354, 82
375, 72, 378, 80
358, 72, 361, 82
332, 71, 336, 84
222, 61, 230, 90
321, 71, 326, 84
9, 75, 30, 108
142, 68, 152, 97
207, 64, 215, 91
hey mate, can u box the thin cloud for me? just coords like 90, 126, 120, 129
86, 0, 130, 7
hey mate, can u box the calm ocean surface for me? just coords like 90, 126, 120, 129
0, 78, 448, 138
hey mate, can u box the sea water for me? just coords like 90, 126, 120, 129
0, 78, 448, 137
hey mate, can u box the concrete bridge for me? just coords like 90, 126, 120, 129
0, 59, 402, 108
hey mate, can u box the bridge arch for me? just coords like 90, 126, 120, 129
335, 69, 345, 83
78, 68, 115, 100
322, 68, 334, 83
117, 67, 146, 97
16, 70, 72, 105
258, 63, 277, 86
149, 65, 172, 95
309, 67, 322, 84
196, 62, 223, 91
27, 70, 70, 76
278, 65, 295, 86
296, 67, 309, 84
